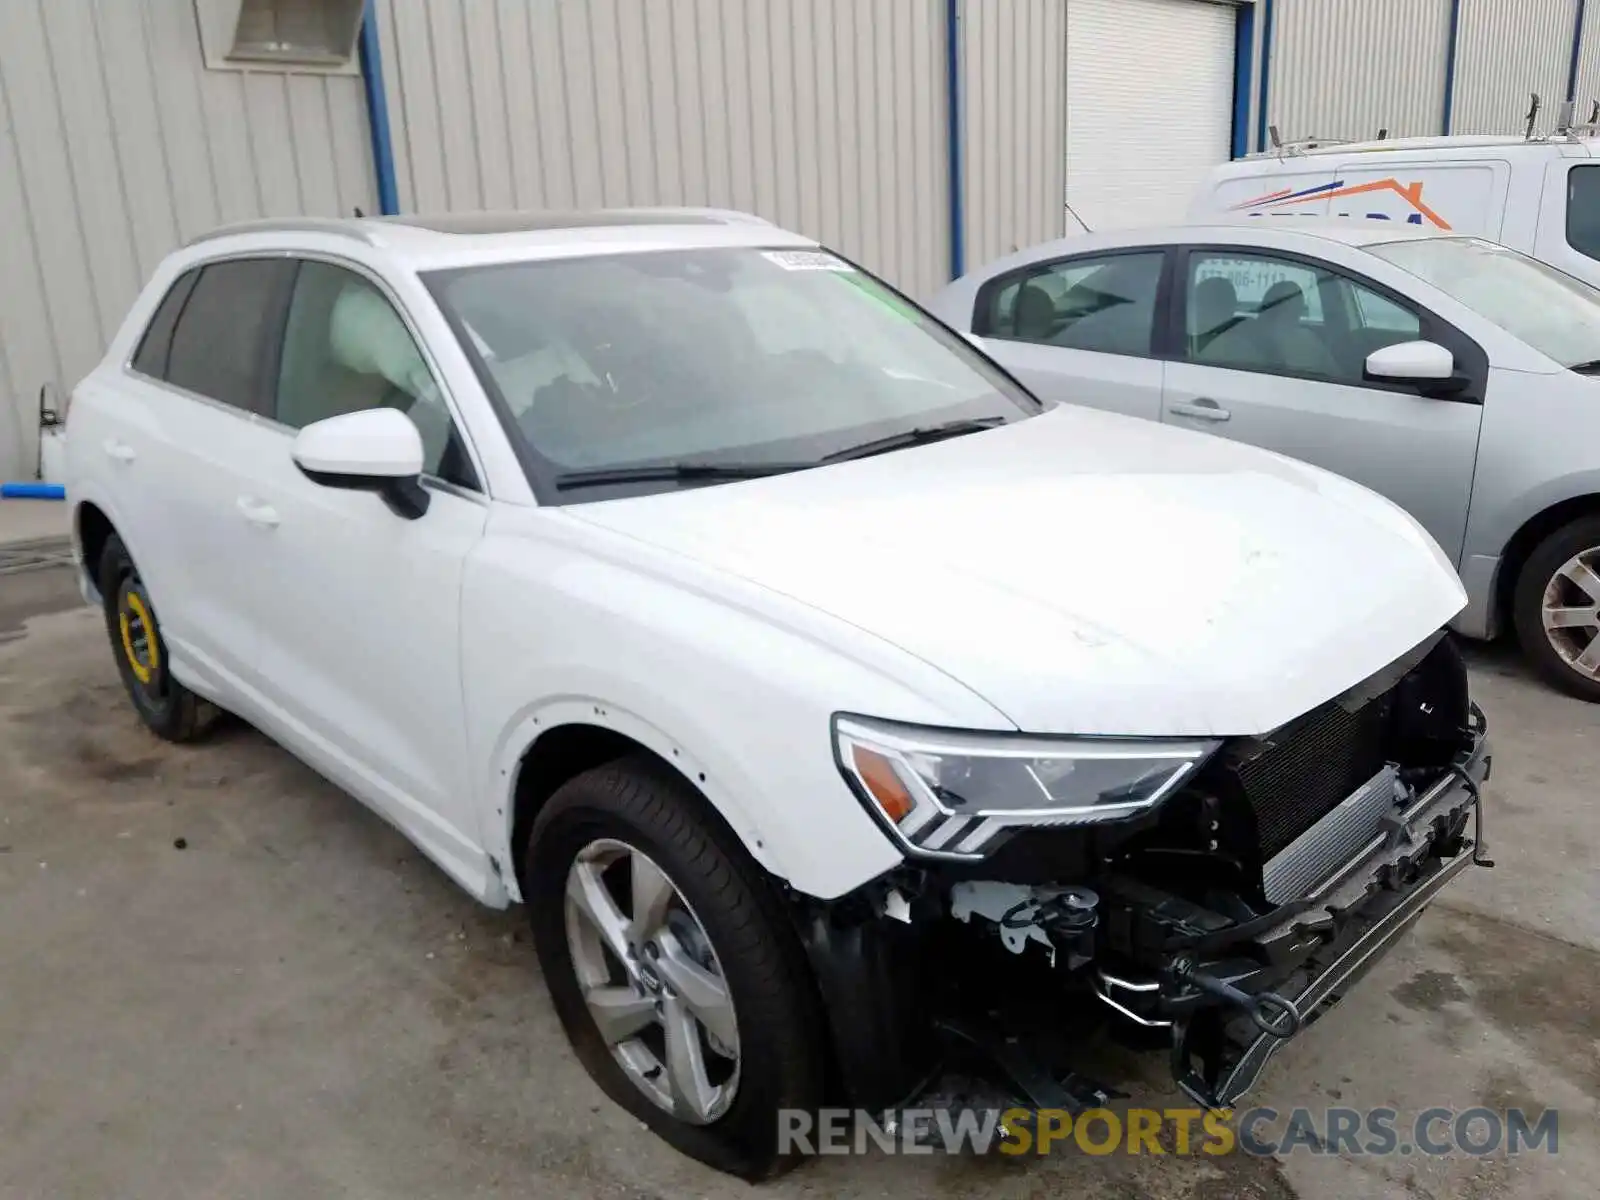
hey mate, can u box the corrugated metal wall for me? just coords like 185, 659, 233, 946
1268, 0, 1454, 141
0, 0, 375, 481
373, 0, 952, 299
960, 0, 1067, 269
1452, 0, 1577, 134
21, 0, 1600, 480
1568, 6, 1600, 119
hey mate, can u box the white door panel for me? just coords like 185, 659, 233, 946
1537, 161, 1600, 289
983, 339, 1164, 421
241, 457, 486, 858
115, 381, 272, 695
1162, 362, 1481, 562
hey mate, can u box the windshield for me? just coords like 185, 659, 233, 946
424, 247, 1037, 498
1367, 236, 1600, 368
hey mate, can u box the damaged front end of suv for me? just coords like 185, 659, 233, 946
801, 632, 1490, 1117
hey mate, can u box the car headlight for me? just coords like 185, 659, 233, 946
833, 714, 1219, 861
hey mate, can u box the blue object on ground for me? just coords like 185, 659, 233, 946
1, 482, 65, 500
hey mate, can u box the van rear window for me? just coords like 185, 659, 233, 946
1567, 166, 1600, 263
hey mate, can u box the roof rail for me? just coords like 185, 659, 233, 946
1549, 98, 1600, 141
181, 207, 773, 251
619, 206, 774, 226
1241, 136, 1358, 160
183, 216, 377, 249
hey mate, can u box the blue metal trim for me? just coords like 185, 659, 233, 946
1442, 0, 1462, 132
1568, 0, 1587, 102
1254, 0, 1275, 153
1231, 2, 1256, 158
945, 0, 965, 279
358, 0, 400, 216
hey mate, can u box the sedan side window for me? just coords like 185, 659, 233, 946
1185, 252, 1420, 385
275, 261, 479, 491
164, 258, 296, 413
977, 252, 1164, 357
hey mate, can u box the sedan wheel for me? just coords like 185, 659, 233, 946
564, 838, 740, 1125
1514, 516, 1600, 701
1538, 549, 1600, 678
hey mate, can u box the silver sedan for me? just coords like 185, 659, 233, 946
929, 220, 1600, 700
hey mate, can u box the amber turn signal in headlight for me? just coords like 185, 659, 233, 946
833, 714, 1218, 861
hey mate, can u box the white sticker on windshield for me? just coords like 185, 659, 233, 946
761, 249, 856, 272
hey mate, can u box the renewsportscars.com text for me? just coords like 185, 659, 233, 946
778, 1105, 1560, 1157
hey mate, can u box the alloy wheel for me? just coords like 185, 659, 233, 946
1540, 548, 1600, 679
563, 838, 740, 1125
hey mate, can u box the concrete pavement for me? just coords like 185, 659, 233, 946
0, 496, 70, 548
0, 569, 1594, 1200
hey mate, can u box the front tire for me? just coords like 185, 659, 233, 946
1513, 515, 1600, 701
97, 534, 221, 741
526, 757, 825, 1178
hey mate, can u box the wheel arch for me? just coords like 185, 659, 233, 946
68, 483, 152, 608
1493, 493, 1600, 635
74, 499, 117, 602
497, 703, 789, 904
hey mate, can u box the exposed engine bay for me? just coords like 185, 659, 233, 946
799, 633, 1492, 1115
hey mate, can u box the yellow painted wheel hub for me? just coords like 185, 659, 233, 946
118, 587, 160, 686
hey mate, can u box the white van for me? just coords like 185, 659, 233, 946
1191, 131, 1600, 287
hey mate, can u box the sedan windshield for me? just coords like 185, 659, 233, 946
1367, 236, 1600, 369
424, 247, 1037, 497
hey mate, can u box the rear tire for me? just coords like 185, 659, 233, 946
1513, 516, 1600, 702
97, 534, 221, 742
525, 756, 825, 1179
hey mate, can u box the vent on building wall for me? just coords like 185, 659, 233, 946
227, 0, 363, 66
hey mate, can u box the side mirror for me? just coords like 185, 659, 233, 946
1364, 340, 1456, 385
291, 408, 431, 519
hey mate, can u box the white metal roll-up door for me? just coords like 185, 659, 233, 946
1066, 0, 1236, 231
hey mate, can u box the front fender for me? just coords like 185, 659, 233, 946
1467, 469, 1600, 560
470, 635, 916, 903
462, 512, 1017, 901
485, 690, 813, 897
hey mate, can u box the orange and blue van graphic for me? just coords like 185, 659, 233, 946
1231, 178, 1452, 230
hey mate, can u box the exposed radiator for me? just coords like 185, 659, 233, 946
1232, 689, 1394, 863
1261, 763, 1404, 903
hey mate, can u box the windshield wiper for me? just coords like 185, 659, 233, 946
552, 460, 813, 489
1568, 359, 1600, 375
820, 416, 1010, 464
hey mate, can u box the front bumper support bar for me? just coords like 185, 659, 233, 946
1184, 840, 1472, 1108
1168, 708, 1491, 1108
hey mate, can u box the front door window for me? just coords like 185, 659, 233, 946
1184, 252, 1420, 385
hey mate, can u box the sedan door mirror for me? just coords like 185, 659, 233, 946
291, 408, 431, 519
1364, 340, 1456, 384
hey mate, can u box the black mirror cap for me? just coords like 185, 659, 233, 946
1361, 367, 1470, 398
1418, 373, 1471, 398
296, 463, 431, 520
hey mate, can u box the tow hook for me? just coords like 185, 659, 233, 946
1169, 956, 1302, 1039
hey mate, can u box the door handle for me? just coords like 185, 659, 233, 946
103, 439, 136, 463
236, 496, 280, 528
1169, 399, 1231, 423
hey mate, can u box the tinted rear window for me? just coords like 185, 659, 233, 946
165, 258, 295, 412
131, 269, 200, 379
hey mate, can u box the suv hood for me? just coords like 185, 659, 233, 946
569, 405, 1466, 737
